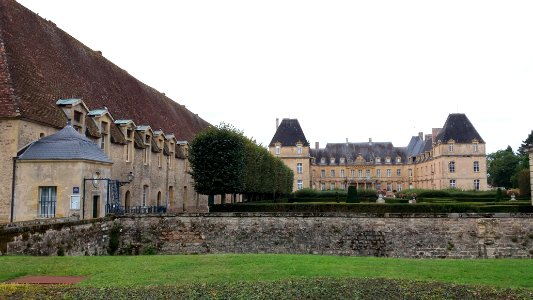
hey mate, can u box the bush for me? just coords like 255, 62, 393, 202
496, 188, 503, 201
210, 203, 533, 214
347, 186, 358, 203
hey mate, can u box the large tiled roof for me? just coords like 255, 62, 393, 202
310, 142, 407, 165
0, 0, 209, 141
269, 119, 309, 147
435, 114, 484, 144
18, 125, 112, 163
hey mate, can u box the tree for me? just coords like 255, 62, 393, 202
487, 146, 520, 189
188, 124, 246, 204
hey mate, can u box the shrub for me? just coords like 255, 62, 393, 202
346, 186, 358, 203
496, 188, 503, 201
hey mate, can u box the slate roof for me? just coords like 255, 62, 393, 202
269, 119, 309, 147
0, 0, 209, 141
435, 114, 484, 144
18, 125, 112, 163
310, 142, 407, 165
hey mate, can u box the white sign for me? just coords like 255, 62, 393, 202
70, 195, 80, 210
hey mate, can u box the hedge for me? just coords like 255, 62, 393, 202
210, 203, 533, 214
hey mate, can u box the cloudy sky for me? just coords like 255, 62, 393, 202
18, 1, 533, 153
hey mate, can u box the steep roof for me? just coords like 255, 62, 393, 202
310, 142, 407, 165
18, 125, 112, 163
269, 119, 309, 147
435, 114, 484, 144
0, 0, 209, 141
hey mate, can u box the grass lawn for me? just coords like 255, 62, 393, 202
1, 254, 532, 289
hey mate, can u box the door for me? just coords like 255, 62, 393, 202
92, 195, 100, 218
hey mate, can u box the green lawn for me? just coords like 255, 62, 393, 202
1, 254, 532, 289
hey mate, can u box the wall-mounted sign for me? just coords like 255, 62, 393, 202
70, 195, 80, 210
73, 187, 80, 194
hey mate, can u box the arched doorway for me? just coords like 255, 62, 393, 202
124, 190, 131, 209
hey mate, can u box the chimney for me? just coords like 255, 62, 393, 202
276, 118, 279, 130
346, 138, 349, 144
418, 132, 423, 139
425, 134, 432, 141
315, 142, 319, 150
432, 128, 442, 142
369, 138, 372, 146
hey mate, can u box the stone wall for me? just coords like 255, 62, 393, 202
2, 213, 533, 258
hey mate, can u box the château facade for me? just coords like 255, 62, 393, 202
269, 114, 488, 193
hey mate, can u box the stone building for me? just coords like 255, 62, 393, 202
270, 114, 488, 192
0, 1, 210, 222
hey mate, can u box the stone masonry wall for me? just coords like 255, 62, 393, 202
2, 213, 533, 258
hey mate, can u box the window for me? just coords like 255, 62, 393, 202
366, 169, 371, 179
341, 183, 346, 190
375, 157, 381, 163
275, 145, 281, 155
350, 170, 355, 178
142, 185, 149, 206
376, 169, 382, 177
143, 148, 149, 165
297, 145, 302, 155
408, 169, 413, 178
386, 183, 392, 191
321, 183, 326, 190
73, 110, 82, 122
473, 143, 478, 152
330, 170, 335, 178
473, 161, 479, 172
386, 169, 391, 177
396, 169, 401, 177
39, 186, 56, 218
396, 157, 401, 163
385, 157, 391, 163
296, 163, 303, 174
358, 170, 363, 178
145, 134, 150, 143
100, 121, 108, 150
449, 143, 454, 152
320, 157, 325, 164
330, 158, 335, 164
330, 183, 335, 190
297, 180, 303, 190
474, 179, 480, 191
158, 152, 162, 168
448, 161, 455, 173
449, 179, 456, 188
376, 183, 381, 190
321, 170, 326, 178
397, 184, 403, 191
340, 157, 345, 164
340, 169, 345, 178
126, 142, 131, 162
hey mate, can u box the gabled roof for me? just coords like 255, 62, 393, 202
269, 119, 309, 147
18, 125, 111, 163
56, 98, 82, 106
0, 0, 209, 141
435, 114, 484, 144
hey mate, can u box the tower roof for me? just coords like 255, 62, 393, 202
0, 0, 209, 141
269, 119, 309, 147
18, 125, 112, 163
435, 114, 484, 143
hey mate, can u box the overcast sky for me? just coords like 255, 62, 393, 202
18, 1, 533, 153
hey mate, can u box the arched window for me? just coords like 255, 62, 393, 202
142, 185, 149, 206
157, 191, 162, 207
448, 161, 455, 173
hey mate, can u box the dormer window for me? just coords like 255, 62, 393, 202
320, 157, 325, 164
396, 157, 401, 163
127, 129, 133, 139
473, 143, 478, 152
449, 143, 454, 152
385, 156, 391, 163
340, 157, 345, 164
296, 142, 303, 155
376, 157, 381, 163
73, 110, 83, 123
330, 157, 335, 164
275, 143, 281, 155
145, 135, 150, 143
100, 121, 109, 150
